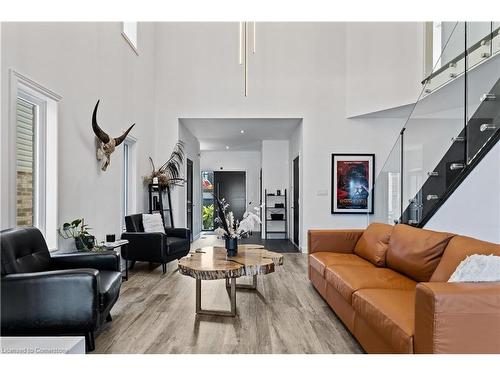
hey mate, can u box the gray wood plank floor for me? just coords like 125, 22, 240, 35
94, 236, 363, 354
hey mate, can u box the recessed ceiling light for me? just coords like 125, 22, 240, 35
240, 130, 245, 134
225, 145, 230, 149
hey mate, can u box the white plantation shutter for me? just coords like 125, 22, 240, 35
16, 98, 35, 173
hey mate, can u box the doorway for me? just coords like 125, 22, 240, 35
186, 158, 193, 241
293, 156, 300, 246
214, 171, 246, 224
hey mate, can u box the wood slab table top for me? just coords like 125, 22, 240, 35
178, 245, 284, 280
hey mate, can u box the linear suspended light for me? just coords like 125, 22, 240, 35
239, 21, 256, 97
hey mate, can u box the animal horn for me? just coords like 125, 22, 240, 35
92, 100, 110, 144
114, 124, 135, 146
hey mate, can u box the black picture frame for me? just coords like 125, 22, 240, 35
331, 153, 375, 214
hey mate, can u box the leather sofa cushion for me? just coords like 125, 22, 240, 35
1, 227, 51, 275
354, 223, 393, 266
309, 252, 373, 276
166, 237, 190, 255
430, 235, 500, 282
308, 229, 364, 254
325, 265, 416, 303
98, 271, 122, 311
386, 224, 454, 282
353, 289, 415, 354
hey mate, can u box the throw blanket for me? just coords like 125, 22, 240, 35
449, 254, 500, 282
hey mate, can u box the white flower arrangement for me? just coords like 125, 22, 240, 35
214, 197, 261, 239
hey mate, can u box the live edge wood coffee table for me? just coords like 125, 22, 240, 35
178, 245, 283, 317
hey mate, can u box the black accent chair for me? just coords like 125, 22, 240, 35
122, 214, 191, 274
0, 227, 122, 352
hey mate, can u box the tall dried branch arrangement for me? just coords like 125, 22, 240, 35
144, 141, 186, 187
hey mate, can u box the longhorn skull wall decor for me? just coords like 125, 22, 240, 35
92, 100, 135, 171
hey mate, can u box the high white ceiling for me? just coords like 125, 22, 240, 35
179, 118, 302, 151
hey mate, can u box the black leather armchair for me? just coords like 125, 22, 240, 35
0, 227, 122, 352
121, 214, 190, 274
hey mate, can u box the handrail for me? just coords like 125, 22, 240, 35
421, 24, 499, 85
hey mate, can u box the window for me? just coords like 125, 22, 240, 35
432, 22, 442, 70
122, 22, 138, 54
15, 97, 37, 227
122, 137, 137, 228
11, 70, 60, 249
201, 171, 214, 230
387, 172, 401, 225
424, 22, 444, 77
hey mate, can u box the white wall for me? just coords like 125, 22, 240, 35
153, 23, 406, 251
262, 140, 289, 239
178, 123, 201, 238
1, 23, 158, 244
1, 22, 429, 252
346, 22, 424, 117
200, 150, 262, 231
425, 141, 500, 243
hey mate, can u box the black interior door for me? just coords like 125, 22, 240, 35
293, 156, 300, 245
186, 159, 193, 241
214, 171, 246, 225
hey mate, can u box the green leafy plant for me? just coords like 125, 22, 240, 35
58, 218, 90, 238
58, 218, 94, 250
202, 204, 214, 230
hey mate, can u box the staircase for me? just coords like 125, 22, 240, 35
370, 22, 500, 228
402, 79, 500, 227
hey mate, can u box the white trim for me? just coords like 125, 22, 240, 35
122, 136, 137, 230
122, 22, 139, 56
10, 69, 61, 249
11, 70, 62, 101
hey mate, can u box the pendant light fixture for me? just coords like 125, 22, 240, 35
239, 22, 256, 97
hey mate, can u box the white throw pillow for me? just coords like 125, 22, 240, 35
142, 213, 165, 234
448, 254, 500, 282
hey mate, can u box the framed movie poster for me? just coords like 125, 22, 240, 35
331, 154, 375, 214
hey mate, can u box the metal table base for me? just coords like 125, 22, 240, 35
196, 277, 237, 317
225, 274, 258, 290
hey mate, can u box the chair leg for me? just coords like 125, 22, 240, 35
129, 261, 136, 270
106, 313, 113, 322
85, 331, 95, 352
162, 263, 167, 274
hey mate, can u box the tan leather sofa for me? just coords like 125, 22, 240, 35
308, 223, 500, 354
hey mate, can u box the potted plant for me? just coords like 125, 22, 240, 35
213, 195, 261, 256
58, 218, 95, 251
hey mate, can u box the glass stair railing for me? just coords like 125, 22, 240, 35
401, 78, 500, 225
369, 22, 500, 227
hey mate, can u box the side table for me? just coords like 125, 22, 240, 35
102, 239, 130, 280
52, 240, 130, 281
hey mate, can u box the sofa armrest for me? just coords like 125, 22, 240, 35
121, 232, 166, 260
415, 282, 500, 354
308, 229, 364, 254
165, 227, 191, 239
51, 250, 120, 272
1, 269, 99, 333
